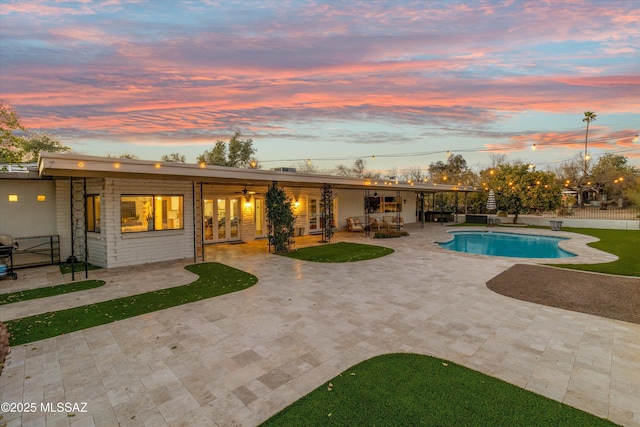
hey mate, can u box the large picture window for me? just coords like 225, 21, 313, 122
86, 195, 101, 232
365, 196, 401, 214
121, 195, 183, 233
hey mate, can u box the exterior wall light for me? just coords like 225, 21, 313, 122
8, 194, 18, 202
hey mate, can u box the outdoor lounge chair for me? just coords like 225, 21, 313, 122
347, 217, 364, 232
382, 216, 403, 230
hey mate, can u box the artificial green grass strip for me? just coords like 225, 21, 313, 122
282, 242, 393, 262
6, 262, 257, 346
262, 353, 619, 427
548, 228, 640, 277
0, 280, 105, 305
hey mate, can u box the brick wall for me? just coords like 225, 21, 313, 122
103, 178, 195, 268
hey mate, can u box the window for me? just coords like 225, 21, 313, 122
120, 195, 183, 233
365, 196, 382, 213
365, 196, 401, 213
384, 197, 402, 213
86, 195, 101, 232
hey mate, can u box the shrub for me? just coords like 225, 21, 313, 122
374, 230, 409, 239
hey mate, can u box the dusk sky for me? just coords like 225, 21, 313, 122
1, 0, 638, 174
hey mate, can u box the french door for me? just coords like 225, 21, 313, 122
308, 198, 320, 233
254, 197, 266, 238
203, 197, 240, 243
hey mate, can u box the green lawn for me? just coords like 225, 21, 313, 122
282, 242, 393, 262
262, 353, 618, 427
6, 262, 257, 345
0, 280, 105, 305
548, 227, 640, 277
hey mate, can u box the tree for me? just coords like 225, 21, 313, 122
19, 130, 70, 162
486, 162, 561, 223
428, 154, 475, 185
296, 160, 320, 174
320, 183, 335, 243
161, 152, 186, 163
402, 166, 426, 183
265, 181, 296, 254
582, 111, 597, 174
1, 101, 70, 164
1, 100, 25, 164
428, 154, 478, 213
625, 177, 640, 209
589, 153, 640, 208
336, 158, 365, 177
197, 131, 257, 168
110, 153, 139, 159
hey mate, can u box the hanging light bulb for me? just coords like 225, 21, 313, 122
531, 144, 537, 151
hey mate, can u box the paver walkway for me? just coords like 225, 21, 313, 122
0, 224, 638, 426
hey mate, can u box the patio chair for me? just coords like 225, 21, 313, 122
347, 217, 364, 232
381, 216, 397, 230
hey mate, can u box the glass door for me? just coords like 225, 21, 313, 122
254, 197, 266, 238
216, 199, 227, 240
204, 197, 242, 243
229, 198, 239, 239
309, 198, 320, 233
204, 199, 214, 242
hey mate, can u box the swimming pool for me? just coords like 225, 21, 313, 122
439, 231, 576, 258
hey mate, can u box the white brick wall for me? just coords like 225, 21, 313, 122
55, 179, 72, 262
103, 178, 195, 268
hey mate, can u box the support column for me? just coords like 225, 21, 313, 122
70, 177, 88, 280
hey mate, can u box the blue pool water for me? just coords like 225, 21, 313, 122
439, 231, 576, 258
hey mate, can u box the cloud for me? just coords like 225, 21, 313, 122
1, 0, 638, 167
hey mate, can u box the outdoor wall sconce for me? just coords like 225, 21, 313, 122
8, 194, 18, 202
37, 195, 46, 202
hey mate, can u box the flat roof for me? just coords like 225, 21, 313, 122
38, 152, 480, 193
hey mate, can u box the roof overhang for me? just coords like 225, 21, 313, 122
38, 152, 480, 193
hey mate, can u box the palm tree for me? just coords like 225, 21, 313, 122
582, 111, 597, 174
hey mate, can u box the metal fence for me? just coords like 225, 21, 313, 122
534, 206, 640, 221
13, 235, 60, 268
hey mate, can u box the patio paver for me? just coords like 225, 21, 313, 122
1, 224, 638, 426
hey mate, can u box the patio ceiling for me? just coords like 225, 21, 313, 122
38, 152, 480, 194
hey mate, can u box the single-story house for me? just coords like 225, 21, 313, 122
0, 152, 478, 269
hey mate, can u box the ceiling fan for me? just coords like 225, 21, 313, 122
234, 185, 258, 197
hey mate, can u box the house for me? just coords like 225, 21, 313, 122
0, 152, 476, 269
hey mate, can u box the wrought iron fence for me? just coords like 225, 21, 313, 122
12, 235, 60, 268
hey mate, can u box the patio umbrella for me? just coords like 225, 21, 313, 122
486, 189, 496, 212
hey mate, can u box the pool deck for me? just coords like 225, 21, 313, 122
1, 224, 638, 426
